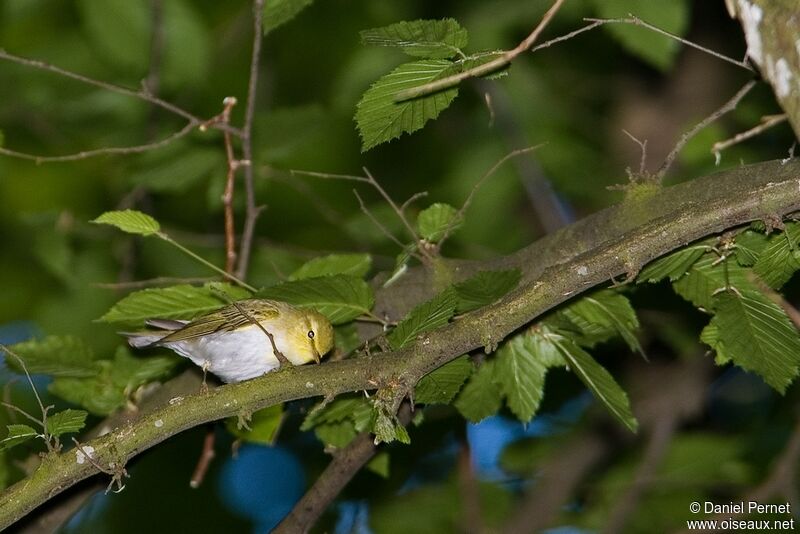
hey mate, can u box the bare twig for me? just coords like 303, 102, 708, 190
622, 129, 649, 176
0, 345, 52, 451
0, 122, 197, 163
530, 20, 606, 53
400, 191, 429, 213
93, 276, 215, 290
438, 145, 544, 245
362, 168, 426, 254
0, 49, 239, 137
229, 300, 291, 367
219, 97, 240, 274
394, 0, 567, 101
657, 80, 757, 180
235, 0, 267, 281
352, 190, 416, 255
290, 169, 371, 184
189, 428, 216, 489
584, 15, 754, 71
712, 114, 788, 163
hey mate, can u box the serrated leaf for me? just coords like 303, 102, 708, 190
4, 336, 99, 378
672, 254, 757, 310
91, 210, 161, 236
494, 336, 548, 422
542, 327, 638, 432
45, 409, 87, 438
735, 230, 769, 267
263, 0, 314, 34
258, 275, 374, 325
711, 290, 800, 393
387, 288, 457, 349
699, 323, 731, 365
638, 241, 711, 283
225, 405, 283, 445
301, 396, 372, 431
48, 363, 127, 416
415, 356, 472, 404
753, 223, 800, 288
99, 283, 249, 326
558, 290, 642, 354
355, 60, 458, 151
453, 269, 521, 314
360, 19, 468, 59
454, 360, 502, 423
591, 0, 689, 70
417, 203, 461, 243
289, 253, 372, 280
373, 408, 410, 445
0, 425, 38, 451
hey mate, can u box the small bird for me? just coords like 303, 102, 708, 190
124, 299, 334, 383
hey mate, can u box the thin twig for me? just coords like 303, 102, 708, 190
189, 428, 216, 488
657, 80, 757, 180
438, 145, 544, 245
362, 168, 426, 253
400, 191, 429, 213
712, 114, 788, 163
93, 276, 215, 290
0, 122, 196, 163
0, 345, 52, 451
158, 233, 257, 292
229, 300, 291, 367
290, 169, 371, 183
220, 97, 240, 274
530, 20, 606, 53
235, 0, 267, 281
584, 15, 753, 71
622, 129, 648, 176
0, 49, 240, 137
394, 0, 566, 101
0, 401, 44, 428
352, 190, 416, 255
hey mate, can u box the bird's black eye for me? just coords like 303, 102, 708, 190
307, 330, 315, 339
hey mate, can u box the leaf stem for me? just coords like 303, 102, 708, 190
158, 234, 257, 292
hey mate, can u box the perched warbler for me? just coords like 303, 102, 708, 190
124, 299, 334, 383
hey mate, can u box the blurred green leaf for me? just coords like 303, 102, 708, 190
314, 420, 357, 449
99, 283, 249, 326
494, 335, 549, 422
355, 60, 458, 151
366, 451, 390, 478
333, 323, 361, 355
4, 336, 98, 378
257, 275, 374, 324
753, 223, 800, 288
301, 396, 372, 431
91, 210, 161, 237
0, 425, 38, 452
710, 290, 800, 393
417, 203, 461, 242
591, 0, 689, 70
454, 359, 501, 423
387, 288, 457, 349
289, 253, 372, 280
453, 269, 520, 314
415, 355, 471, 404
225, 405, 283, 445
161, 0, 211, 89
45, 409, 87, 438
360, 19, 468, 59
77, 0, 149, 75
109, 346, 179, 389
263, 0, 314, 35
129, 148, 223, 193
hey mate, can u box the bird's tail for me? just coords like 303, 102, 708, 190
121, 319, 189, 349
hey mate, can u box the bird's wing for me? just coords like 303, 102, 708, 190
154, 300, 280, 344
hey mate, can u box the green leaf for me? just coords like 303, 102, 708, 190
301, 396, 373, 431
77, 0, 149, 74
542, 327, 638, 432
355, 60, 458, 151
91, 210, 161, 236
130, 147, 223, 193
752, 223, 800, 288
45, 409, 87, 438
558, 290, 642, 353
0, 425, 38, 451
315, 421, 357, 449
494, 336, 550, 422
735, 230, 769, 267
48, 363, 127, 416
591, 0, 689, 70
453, 269, 521, 314
417, 203, 461, 243
4, 336, 98, 378
262, 0, 314, 34
99, 283, 249, 326
289, 253, 372, 280
226, 405, 283, 445
415, 356, 472, 404
672, 253, 757, 310
257, 275, 374, 325
637, 241, 711, 283
699, 323, 731, 365
387, 288, 457, 349
454, 359, 502, 423
109, 346, 179, 390
710, 290, 800, 393
366, 451, 390, 478
360, 19, 468, 59
373, 408, 410, 445
334, 323, 361, 355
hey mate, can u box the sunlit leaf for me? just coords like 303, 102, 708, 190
360, 19, 468, 59
0, 425, 38, 451
225, 405, 283, 445
289, 253, 372, 280
258, 275, 374, 324
494, 336, 549, 422
417, 203, 461, 243
45, 409, 87, 438
91, 210, 161, 237
454, 359, 502, 423
4, 336, 98, 378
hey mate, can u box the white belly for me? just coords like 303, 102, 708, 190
162, 325, 286, 383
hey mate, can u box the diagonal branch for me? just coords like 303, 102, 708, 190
2, 159, 800, 529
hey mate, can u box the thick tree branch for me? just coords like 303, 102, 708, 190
2, 159, 800, 529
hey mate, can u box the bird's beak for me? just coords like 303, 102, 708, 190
312, 348, 321, 364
